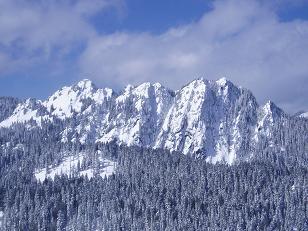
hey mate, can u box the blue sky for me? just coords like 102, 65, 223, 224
0, 0, 308, 113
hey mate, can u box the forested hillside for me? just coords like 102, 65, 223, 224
0, 97, 19, 122
0, 143, 307, 230
0, 118, 307, 230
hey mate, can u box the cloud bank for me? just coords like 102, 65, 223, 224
0, 0, 122, 73
0, 0, 307, 113
80, 0, 308, 112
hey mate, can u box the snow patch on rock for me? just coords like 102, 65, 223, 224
298, 112, 308, 118
0, 99, 51, 128
34, 153, 116, 181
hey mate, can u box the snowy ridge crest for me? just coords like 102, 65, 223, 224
0, 78, 297, 164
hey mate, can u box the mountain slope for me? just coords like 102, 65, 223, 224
0, 78, 306, 164
0, 97, 20, 122
299, 111, 308, 118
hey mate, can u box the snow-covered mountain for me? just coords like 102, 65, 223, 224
298, 111, 308, 119
0, 78, 306, 164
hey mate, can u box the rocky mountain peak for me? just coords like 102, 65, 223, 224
75, 79, 96, 90
1, 78, 303, 164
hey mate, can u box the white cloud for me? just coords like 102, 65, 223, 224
0, 0, 123, 73
79, 0, 308, 113
0, 0, 307, 113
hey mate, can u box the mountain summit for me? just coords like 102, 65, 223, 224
0, 78, 306, 164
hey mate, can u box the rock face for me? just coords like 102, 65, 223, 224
0, 78, 306, 164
